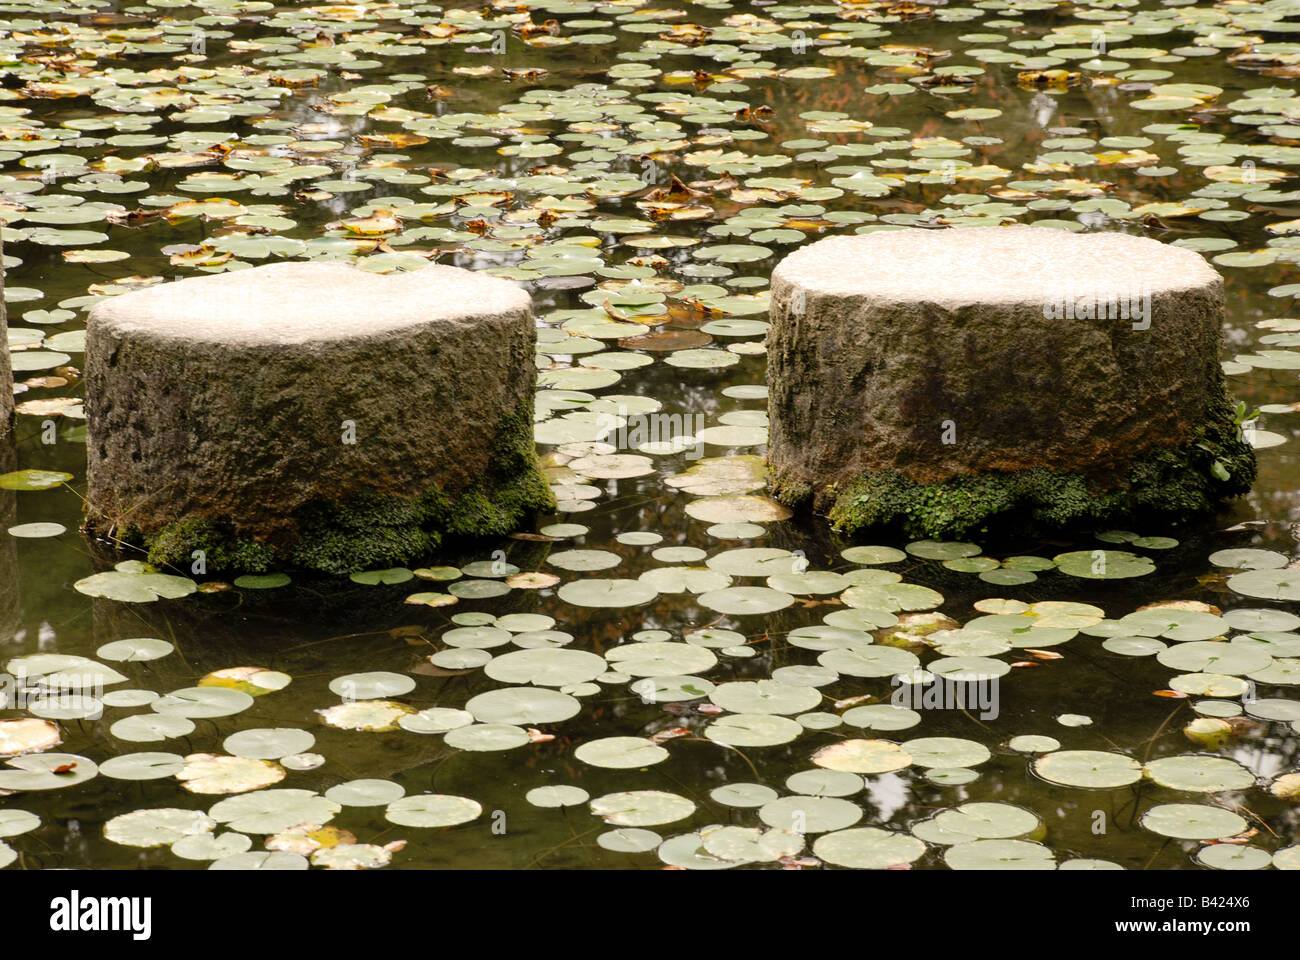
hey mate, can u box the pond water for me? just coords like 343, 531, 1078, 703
1, 0, 1299, 871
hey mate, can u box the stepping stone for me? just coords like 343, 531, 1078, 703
767, 226, 1255, 538
84, 261, 552, 574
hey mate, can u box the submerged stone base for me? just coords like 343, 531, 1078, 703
137, 403, 550, 575
84, 262, 553, 575
767, 227, 1256, 539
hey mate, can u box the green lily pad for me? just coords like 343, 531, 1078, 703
485, 649, 608, 687
813, 827, 925, 869
785, 768, 864, 798
223, 728, 315, 760
95, 637, 174, 662
313, 779, 401, 808
1144, 755, 1255, 792
1196, 844, 1272, 870
384, 794, 481, 828
704, 713, 803, 747
75, 569, 197, 603
465, 687, 580, 725
99, 752, 185, 781
899, 737, 991, 769
944, 838, 1055, 870
443, 724, 531, 752
913, 802, 1041, 845
575, 736, 669, 769
1227, 569, 1300, 601
842, 704, 922, 731
1033, 750, 1143, 788
527, 785, 590, 808
697, 585, 794, 615
709, 680, 821, 715
710, 783, 779, 808
1053, 550, 1155, 579
597, 827, 662, 852
758, 795, 862, 834
1140, 803, 1248, 840
605, 642, 717, 677
328, 672, 415, 700
557, 578, 658, 608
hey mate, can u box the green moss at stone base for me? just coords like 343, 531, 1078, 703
770, 476, 812, 510
816, 410, 1256, 541
146, 518, 278, 575
143, 402, 554, 576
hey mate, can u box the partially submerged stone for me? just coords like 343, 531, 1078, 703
85, 261, 552, 574
767, 226, 1255, 539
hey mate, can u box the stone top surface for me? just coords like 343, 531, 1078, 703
89, 261, 531, 345
772, 226, 1219, 304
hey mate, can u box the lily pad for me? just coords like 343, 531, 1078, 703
1140, 803, 1248, 840
1033, 750, 1143, 788
385, 794, 481, 827
812, 739, 912, 774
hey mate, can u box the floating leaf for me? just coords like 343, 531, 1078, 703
1140, 803, 1248, 840
812, 739, 912, 774
1033, 750, 1143, 788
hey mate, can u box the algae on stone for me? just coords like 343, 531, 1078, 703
143, 403, 553, 575
792, 390, 1256, 540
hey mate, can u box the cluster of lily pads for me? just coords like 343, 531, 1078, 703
2, 543, 1299, 869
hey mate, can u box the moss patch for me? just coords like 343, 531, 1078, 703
146, 517, 277, 575
144, 402, 554, 575
806, 398, 1256, 541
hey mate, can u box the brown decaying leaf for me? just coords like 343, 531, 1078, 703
834, 695, 872, 710
649, 727, 691, 745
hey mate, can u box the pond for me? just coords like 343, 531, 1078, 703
0, 0, 1298, 871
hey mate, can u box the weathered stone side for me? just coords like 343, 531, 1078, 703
84, 262, 553, 574
766, 227, 1255, 538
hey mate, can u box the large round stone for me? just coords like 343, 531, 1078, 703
767, 226, 1255, 538
84, 261, 553, 574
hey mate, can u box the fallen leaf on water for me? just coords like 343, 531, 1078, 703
649, 727, 691, 745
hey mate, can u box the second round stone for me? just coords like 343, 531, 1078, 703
766, 226, 1256, 539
